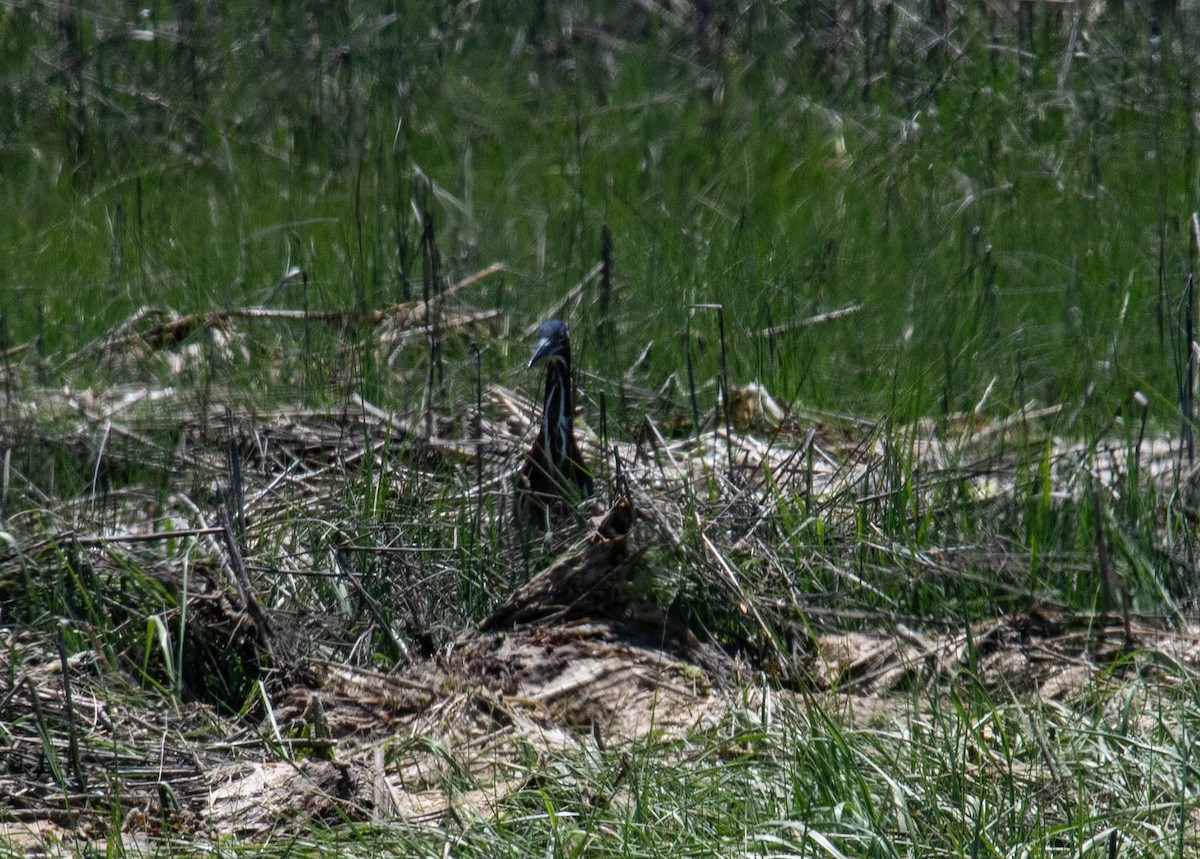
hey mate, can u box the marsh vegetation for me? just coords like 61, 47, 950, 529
2, 1, 1200, 855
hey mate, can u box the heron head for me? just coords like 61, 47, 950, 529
528, 319, 571, 368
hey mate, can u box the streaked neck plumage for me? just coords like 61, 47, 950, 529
539, 350, 575, 480
521, 320, 593, 514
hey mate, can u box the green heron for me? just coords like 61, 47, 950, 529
517, 319, 593, 524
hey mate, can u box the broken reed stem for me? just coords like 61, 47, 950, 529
200, 305, 212, 443
687, 303, 734, 479
599, 391, 608, 472
598, 224, 613, 343
1183, 273, 1195, 465
685, 314, 701, 435
421, 204, 444, 438
55, 624, 87, 793
758, 303, 862, 337
715, 304, 734, 484
474, 343, 484, 516
301, 264, 312, 397
225, 407, 245, 539
59, 4, 88, 177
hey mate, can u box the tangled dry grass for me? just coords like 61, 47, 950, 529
2, 294, 1200, 850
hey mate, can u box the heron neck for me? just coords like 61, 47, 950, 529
541, 354, 574, 464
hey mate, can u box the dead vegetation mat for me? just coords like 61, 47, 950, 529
2, 307, 1200, 848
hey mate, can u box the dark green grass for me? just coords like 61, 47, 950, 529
3, 0, 1197, 430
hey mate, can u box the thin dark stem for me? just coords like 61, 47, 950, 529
56, 626, 86, 793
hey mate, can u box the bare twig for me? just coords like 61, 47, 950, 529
759, 304, 862, 337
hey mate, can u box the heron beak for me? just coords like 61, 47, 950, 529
528, 336, 555, 368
